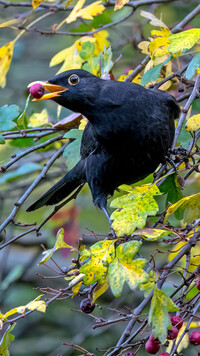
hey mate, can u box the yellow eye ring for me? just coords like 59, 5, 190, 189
68, 74, 80, 86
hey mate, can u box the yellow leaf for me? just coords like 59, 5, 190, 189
110, 184, 161, 237
28, 109, 49, 128
39, 228, 74, 265
186, 114, 200, 132
108, 241, 148, 297
53, 113, 84, 130
50, 43, 83, 72
138, 41, 150, 55
0, 41, 14, 88
64, 0, 105, 24
149, 36, 170, 58
3, 308, 18, 320
0, 18, 19, 28
93, 30, 109, 56
26, 300, 46, 313
168, 239, 200, 273
32, 0, 44, 9
50, 37, 96, 73
140, 10, 168, 28
65, 0, 73, 8
136, 228, 174, 241
118, 71, 141, 84
114, 0, 129, 11
168, 28, 200, 54
164, 193, 200, 225
92, 278, 109, 302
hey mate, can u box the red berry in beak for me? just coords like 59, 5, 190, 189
29, 83, 45, 99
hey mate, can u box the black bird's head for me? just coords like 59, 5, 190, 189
28, 69, 101, 113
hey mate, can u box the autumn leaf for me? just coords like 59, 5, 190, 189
149, 287, 179, 342
168, 239, 200, 273
92, 277, 109, 302
39, 228, 75, 265
164, 192, 200, 225
79, 240, 116, 285
110, 184, 161, 236
139, 271, 158, 297
57, 0, 105, 28
28, 109, 49, 128
168, 28, 200, 54
32, 0, 44, 9
140, 10, 168, 28
114, 0, 129, 11
136, 228, 174, 241
186, 113, 200, 132
108, 241, 149, 297
0, 41, 14, 88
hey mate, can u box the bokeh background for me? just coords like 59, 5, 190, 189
0, 0, 200, 355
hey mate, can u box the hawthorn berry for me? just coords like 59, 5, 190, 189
167, 326, 179, 340
170, 316, 183, 330
145, 334, 160, 354
80, 298, 95, 314
160, 353, 170, 356
29, 83, 45, 99
196, 279, 200, 291
189, 330, 200, 345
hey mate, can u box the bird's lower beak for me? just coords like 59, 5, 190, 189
28, 81, 68, 101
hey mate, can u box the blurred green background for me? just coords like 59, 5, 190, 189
0, 0, 200, 355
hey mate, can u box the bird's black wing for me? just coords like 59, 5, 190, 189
80, 121, 100, 159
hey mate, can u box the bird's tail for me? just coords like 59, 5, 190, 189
27, 160, 86, 212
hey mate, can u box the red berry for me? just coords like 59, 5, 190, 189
171, 316, 183, 330
189, 330, 200, 345
145, 340, 160, 354
167, 326, 179, 340
160, 353, 170, 356
80, 298, 95, 313
196, 279, 200, 291
29, 83, 45, 99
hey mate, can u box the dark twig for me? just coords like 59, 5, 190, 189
0, 134, 63, 172
172, 74, 200, 150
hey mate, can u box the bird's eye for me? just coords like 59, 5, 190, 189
68, 74, 80, 86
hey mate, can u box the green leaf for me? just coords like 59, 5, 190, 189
177, 123, 192, 149
108, 241, 148, 297
0, 323, 16, 356
160, 173, 184, 206
79, 41, 95, 61
39, 228, 74, 265
0, 163, 41, 184
110, 184, 161, 237
63, 129, 83, 170
0, 134, 5, 144
136, 228, 174, 241
79, 240, 116, 285
185, 52, 200, 80
139, 271, 157, 297
164, 192, 200, 224
101, 46, 113, 78
149, 287, 179, 342
141, 56, 171, 86
0, 105, 20, 131
168, 28, 200, 54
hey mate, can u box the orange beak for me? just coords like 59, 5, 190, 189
28, 81, 68, 101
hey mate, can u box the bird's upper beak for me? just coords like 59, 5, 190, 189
28, 81, 68, 101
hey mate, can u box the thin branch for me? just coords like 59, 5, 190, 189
0, 134, 63, 172
0, 142, 68, 234
107, 229, 200, 356
172, 74, 200, 149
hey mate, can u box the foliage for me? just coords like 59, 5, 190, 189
0, 1, 200, 356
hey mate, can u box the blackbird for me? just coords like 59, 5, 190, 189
27, 69, 180, 220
